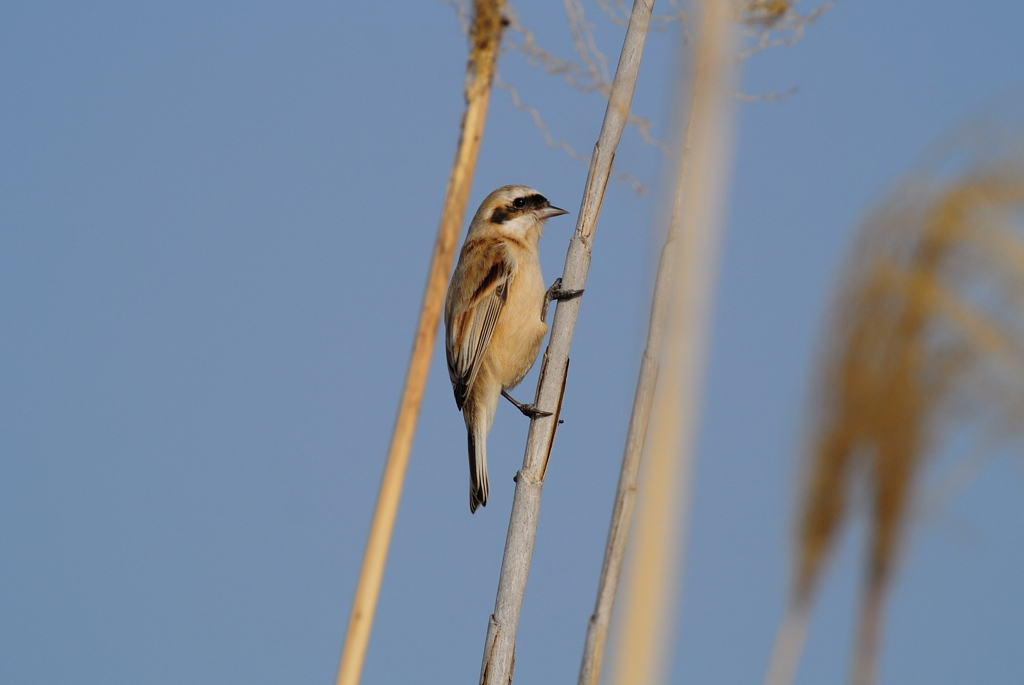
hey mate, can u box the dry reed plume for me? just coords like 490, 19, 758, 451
766, 134, 1024, 685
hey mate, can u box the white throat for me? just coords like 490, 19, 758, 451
500, 213, 544, 244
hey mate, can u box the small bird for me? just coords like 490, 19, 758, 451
444, 185, 579, 513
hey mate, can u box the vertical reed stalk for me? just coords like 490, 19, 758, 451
608, 1, 737, 683
850, 580, 887, 685
478, 1, 655, 682
763, 598, 813, 685
575, 13, 699, 685
335, 3, 505, 684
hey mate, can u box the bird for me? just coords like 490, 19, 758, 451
444, 185, 580, 513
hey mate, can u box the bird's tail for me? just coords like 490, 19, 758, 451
467, 423, 489, 514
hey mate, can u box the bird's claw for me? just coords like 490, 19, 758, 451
519, 404, 553, 419
546, 277, 585, 301
501, 390, 553, 419
542, 278, 585, 320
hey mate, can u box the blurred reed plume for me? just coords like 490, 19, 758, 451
765, 127, 1024, 685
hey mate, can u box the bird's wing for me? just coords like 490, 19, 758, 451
445, 241, 514, 411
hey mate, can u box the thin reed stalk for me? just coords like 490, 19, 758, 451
763, 598, 812, 685
607, 1, 737, 683
335, 3, 505, 684
575, 1, 732, 682
477, 1, 655, 683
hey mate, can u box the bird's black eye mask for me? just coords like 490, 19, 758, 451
490, 194, 548, 224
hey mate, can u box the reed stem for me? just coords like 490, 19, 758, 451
478, 2, 655, 682
335, 3, 505, 683
608, 1, 737, 682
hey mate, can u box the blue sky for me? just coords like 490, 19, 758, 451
2, 2, 1023, 683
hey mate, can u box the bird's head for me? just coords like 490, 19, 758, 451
468, 185, 569, 242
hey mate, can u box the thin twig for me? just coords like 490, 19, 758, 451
334, 3, 505, 684
494, 72, 649, 195
734, 86, 799, 102
736, 1, 834, 63
493, 72, 592, 163
502, 3, 668, 150
595, 0, 685, 28
477, 1, 656, 683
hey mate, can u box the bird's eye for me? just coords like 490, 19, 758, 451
513, 197, 526, 208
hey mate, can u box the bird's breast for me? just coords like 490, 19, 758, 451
488, 257, 547, 389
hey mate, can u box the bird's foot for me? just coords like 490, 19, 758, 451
541, 278, 585, 320
501, 390, 552, 419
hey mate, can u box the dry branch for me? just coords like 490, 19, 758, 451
334, 3, 505, 684
477, 1, 655, 683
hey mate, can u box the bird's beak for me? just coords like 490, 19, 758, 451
534, 205, 570, 221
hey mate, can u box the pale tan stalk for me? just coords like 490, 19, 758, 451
608, 1, 736, 683
334, 3, 504, 684
849, 580, 887, 685
763, 598, 813, 685
575, 2, 726, 682
477, 2, 655, 683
